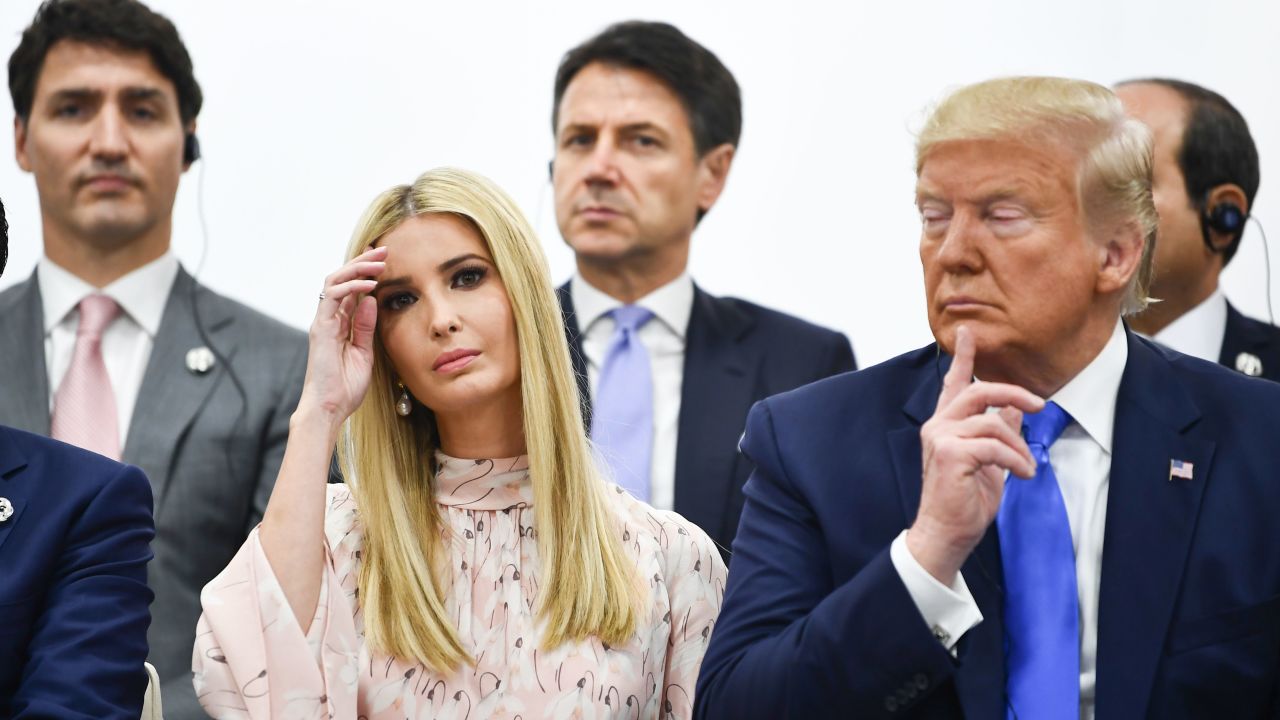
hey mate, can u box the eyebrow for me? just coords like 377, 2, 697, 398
45, 86, 168, 105
373, 253, 491, 293
915, 185, 1030, 207
438, 253, 490, 272
558, 120, 667, 137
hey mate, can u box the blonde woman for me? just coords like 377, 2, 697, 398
193, 169, 725, 719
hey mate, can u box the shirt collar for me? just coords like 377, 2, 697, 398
1149, 289, 1227, 363
1049, 318, 1128, 454
570, 272, 695, 339
38, 252, 180, 337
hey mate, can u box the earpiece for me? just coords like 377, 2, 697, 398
1207, 202, 1245, 235
547, 159, 554, 182
184, 133, 201, 165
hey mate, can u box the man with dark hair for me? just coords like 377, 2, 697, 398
0, 193, 155, 719
2, 1, 306, 715
550, 21, 856, 561
1116, 79, 1277, 380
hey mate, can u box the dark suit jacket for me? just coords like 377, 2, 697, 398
696, 332, 1280, 719
1219, 301, 1280, 381
558, 280, 855, 558
0, 426, 154, 719
0, 268, 307, 718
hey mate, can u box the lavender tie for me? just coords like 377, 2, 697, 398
51, 294, 122, 460
591, 305, 655, 501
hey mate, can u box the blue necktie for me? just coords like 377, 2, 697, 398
591, 305, 655, 501
998, 401, 1078, 720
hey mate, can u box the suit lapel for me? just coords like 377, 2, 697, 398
0, 429, 31, 556
890, 349, 1006, 718
122, 269, 237, 512
1219, 301, 1272, 376
556, 281, 592, 431
672, 287, 757, 538
0, 273, 52, 434
1094, 335, 1212, 719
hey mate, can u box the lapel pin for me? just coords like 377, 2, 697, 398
186, 347, 216, 375
1235, 352, 1263, 378
0, 497, 13, 522
1169, 459, 1194, 481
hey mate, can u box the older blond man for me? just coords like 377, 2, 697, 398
695, 77, 1280, 719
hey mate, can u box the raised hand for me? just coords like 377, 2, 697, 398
906, 325, 1045, 584
297, 245, 387, 425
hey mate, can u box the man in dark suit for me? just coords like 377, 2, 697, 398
2, 2, 306, 715
1115, 79, 1279, 380
696, 77, 1280, 719
0, 195, 154, 718
550, 21, 855, 557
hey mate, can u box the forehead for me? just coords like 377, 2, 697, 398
33, 40, 176, 101
556, 62, 690, 134
916, 138, 1080, 203
1116, 83, 1188, 156
377, 214, 491, 264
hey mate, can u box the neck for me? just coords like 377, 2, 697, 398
976, 313, 1118, 399
1128, 274, 1219, 336
434, 390, 527, 459
576, 244, 689, 304
42, 218, 172, 288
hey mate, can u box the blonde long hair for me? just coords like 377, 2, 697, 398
337, 167, 638, 671
915, 76, 1158, 314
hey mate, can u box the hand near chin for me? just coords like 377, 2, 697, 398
907, 325, 1044, 584
298, 245, 387, 427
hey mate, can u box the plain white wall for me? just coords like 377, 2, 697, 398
1, 0, 1277, 366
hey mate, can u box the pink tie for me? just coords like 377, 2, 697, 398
51, 294, 122, 460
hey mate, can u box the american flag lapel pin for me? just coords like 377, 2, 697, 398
1169, 459, 1194, 481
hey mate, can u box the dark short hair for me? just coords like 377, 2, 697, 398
553, 21, 741, 157
9, 0, 202, 126
0, 196, 7, 277
1118, 78, 1260, 264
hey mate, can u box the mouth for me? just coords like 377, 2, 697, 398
940, 296, 993, 313
433, 348, 481, 373
578, 205, 622, 222
80, 174, 138, 194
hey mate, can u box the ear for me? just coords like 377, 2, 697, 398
14, 116, 32, 172
1204, 182, 1249, 252
182, 120, 198, 172
694, 143, 736, 215
1095, 218, 1146, 298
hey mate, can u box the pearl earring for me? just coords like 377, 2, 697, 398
395, 382, 412, 417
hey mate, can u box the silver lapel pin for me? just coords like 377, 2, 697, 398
0, 497, 13, 522
186, 346, 216, 375
1235, 352, 1263, 378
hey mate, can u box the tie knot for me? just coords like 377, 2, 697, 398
610, 305, 654, 333
1022, 400, 1071, 449
77, 294, 120, 338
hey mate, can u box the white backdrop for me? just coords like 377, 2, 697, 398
1, 0, 1277, 366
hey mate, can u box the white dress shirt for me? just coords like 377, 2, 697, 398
891, 318, 1128, 720
1151, 289, 1227, 364
571, 272, 694, 512
40, 253, 180, 448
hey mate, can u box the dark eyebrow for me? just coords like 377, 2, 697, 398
46, 88, 100, 105
121, 87, 166, 103
373, 275, 413, 294
437, 253, 489, 273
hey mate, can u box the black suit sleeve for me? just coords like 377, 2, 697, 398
13, 464, 154, 720
694, 401, 956, 719
827, 331, 857, 374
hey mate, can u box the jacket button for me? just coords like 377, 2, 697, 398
885, 696, 899, 712
914, 673, 929, 690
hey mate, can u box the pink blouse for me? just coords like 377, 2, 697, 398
193, 453, 726, 719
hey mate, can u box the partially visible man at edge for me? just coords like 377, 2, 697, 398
2, 1, 306, 715
1115, 78, 1275, 380
551, 21, 856, 560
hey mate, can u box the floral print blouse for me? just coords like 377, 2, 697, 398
193, 453, 727, 719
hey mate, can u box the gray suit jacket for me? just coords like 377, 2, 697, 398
0, 267, 307, 719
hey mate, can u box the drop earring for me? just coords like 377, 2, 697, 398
395, 382, 412, 417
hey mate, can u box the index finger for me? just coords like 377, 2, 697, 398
938, 325, 976, 408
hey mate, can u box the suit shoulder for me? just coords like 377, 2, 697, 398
195, 285, 307, 346
1143, 338, 1280, 417
0, 426, 148, 491
761, 344, 936, 418
0, 276, 35, 311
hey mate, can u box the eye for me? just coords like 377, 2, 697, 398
920, 207, 951, 232
630, 134, 660, 149
380, 291, 417, 312
129, 106, 158, 121
54, 103, 83, 119
451, 266, 487, 289
563, 132, 593, 148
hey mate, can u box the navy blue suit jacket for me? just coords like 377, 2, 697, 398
696, 332, 1280, 719
0, 426, 154, 719
1220, 301, 1280, 382
558, 281, 856, 559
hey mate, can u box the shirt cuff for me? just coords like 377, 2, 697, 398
889, 529, 984, 652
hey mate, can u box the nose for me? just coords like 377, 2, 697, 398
427, 297, 461, 338
87, 104, 128, 163
932, 209, 984, 275
583, 139, 621, 187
